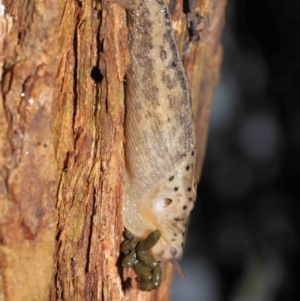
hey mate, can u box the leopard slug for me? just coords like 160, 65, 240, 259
110, 0, 197, 264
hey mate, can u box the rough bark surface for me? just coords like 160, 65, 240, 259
0, 0, 227, 300
0, 0, 60, 300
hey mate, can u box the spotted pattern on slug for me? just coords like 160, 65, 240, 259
112, 0, 197, 264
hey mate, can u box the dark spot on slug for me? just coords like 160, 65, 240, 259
136, 17, 153, 35
142, 84, 159, 104
176, 69, 188, 91
169, 40, 176, 52
169, 175, 174, 181
189, 197, 193, 201
173, 233, 177, 237
186, 165, 190, 171
181, 243, 184, 248
171, 61, 177, 67
187, 187, 192, 192
162, 71, 176, 89
183, 206, 187, 210
191, 151, 195, 156
162, 5, 169, 20
163, 28, 173, 41
160, 47, 167, 60
167, 94, 176, 110
140, 9, 151, 20
174, 187, 179, 191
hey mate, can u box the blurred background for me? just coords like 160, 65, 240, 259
171, 0, 299, 300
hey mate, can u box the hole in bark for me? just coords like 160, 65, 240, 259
91, 66, 103, 83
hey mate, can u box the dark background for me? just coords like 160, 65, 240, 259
171, 0, 299, 300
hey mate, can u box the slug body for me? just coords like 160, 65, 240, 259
118, 0, 197, 262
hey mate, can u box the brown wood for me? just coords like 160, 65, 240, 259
0, 0, 60, 300
0, 0, 227, 300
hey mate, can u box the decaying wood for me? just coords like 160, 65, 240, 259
0, 0, 227, 300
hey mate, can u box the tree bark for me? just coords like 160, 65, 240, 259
0, 0, 59, 300
0, 0, 227, 300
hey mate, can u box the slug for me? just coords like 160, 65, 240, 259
110, 0, 197, 265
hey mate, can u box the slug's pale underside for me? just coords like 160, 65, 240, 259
110, 0, 197, 282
